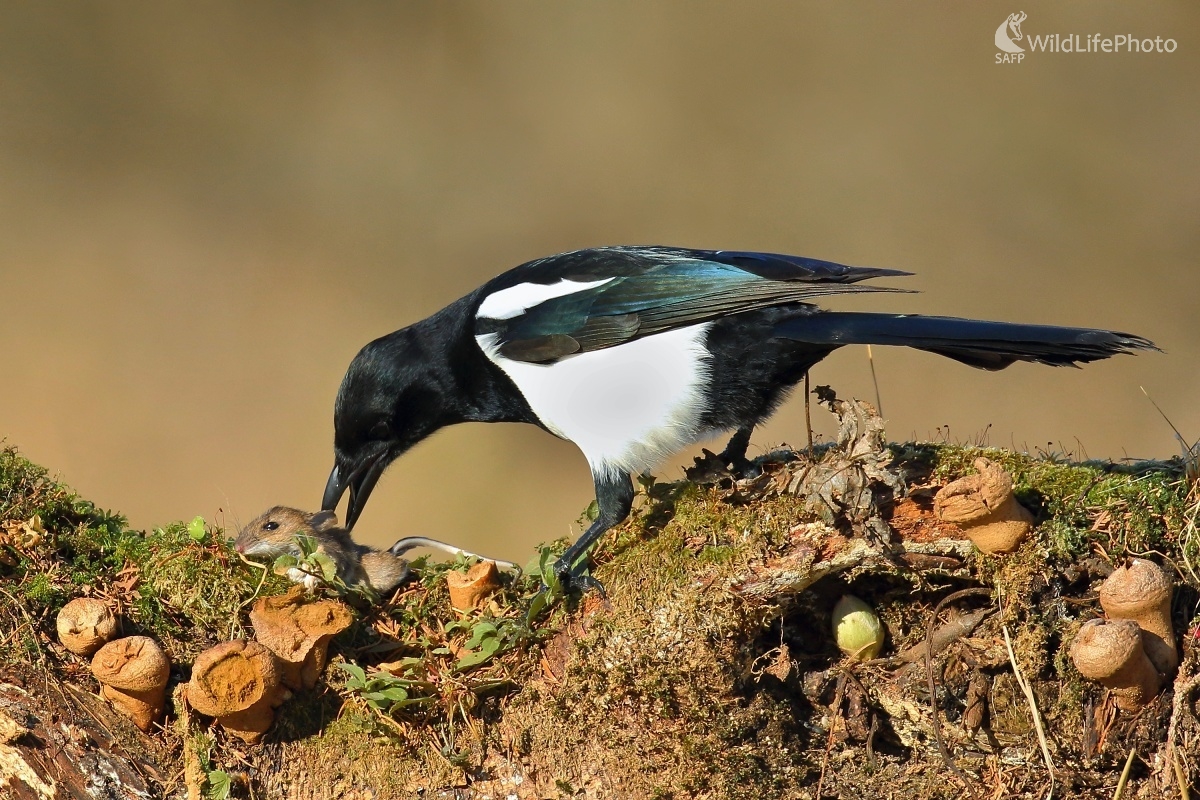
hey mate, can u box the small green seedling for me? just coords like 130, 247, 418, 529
269, 534, 380, 604
336, 662, 433, 714
524, 543, 567, 624
204, 769, 231, 800
186, 516, 207, 543
449, 620, 503, 670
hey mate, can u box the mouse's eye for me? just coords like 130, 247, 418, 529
369, 420, 391, 440
263, 521, 280, 532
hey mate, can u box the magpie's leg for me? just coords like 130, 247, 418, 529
552, 470, 634, 596
718, 425, 757, 477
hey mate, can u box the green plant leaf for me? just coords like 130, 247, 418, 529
464, 622, 497, 649
455, 635, 501, 670
272, 554, 299, 576
293, 533, 318, 558
310, 551, 338, 581
526, 589, 551, 625
365, 686, 410, 703
336, 662, 368, 686
205, 770, 231, 800
187, 516, 207, 542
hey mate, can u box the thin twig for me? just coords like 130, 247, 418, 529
1172, 748, 1190, 800
1167, 671, 1200, 799
815, 670, 847, 800
1001, 621, 1056, 779
867, 345, 883, 417
236, 552, 272, 612
925, 587, 992, 800
866, 713, 879, 771
1140, 386, 1192, 455
804, 371, 814, 452
1112, 747, 1136, 800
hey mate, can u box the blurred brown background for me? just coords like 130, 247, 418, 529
1, 3, 1196, 561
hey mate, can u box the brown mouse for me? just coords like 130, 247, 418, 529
235, 506, 516, 596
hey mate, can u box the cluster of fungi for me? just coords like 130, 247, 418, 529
1071, 558, 1177, 710
56, 559, 503, 741
932, 458, 1178, 710
55, 589, 352, 740
57, 598, 171, 732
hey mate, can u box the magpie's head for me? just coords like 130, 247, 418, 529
322, 333, 443, 530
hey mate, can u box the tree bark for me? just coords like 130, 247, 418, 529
0, 677, 172, 799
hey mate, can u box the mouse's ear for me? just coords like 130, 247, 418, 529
309, 509, 340, 531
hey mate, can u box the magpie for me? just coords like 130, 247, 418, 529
320, 246, 1155, 593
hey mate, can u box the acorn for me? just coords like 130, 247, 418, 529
832, 595, 885, 661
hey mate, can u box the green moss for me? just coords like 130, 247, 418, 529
903, 443, 1190, 558
0, 445, 125, 537
20, 571, 63, 606
0, 443, 289, 663
287, 705, 459, 794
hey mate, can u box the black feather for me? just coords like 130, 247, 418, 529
774, 312, 1158, 369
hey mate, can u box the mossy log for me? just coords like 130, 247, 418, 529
1, 426, 1198, 799
0, 679, 168, 799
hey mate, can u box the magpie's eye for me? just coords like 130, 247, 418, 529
369, 420, 391, 440
263, 520, 280, 532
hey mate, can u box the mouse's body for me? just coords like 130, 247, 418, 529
236, 506, 410, 593
235, 506, 517, 596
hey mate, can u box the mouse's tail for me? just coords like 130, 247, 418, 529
387, 536, 519, 571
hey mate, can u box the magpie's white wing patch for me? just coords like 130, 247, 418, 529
475, 323, 717, 477
476, 278, 614, 321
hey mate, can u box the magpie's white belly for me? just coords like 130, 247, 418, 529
475, 323, 715, 477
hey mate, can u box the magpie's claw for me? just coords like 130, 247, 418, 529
550, 558, 608, 599
567, 573, 608, 599
724, 455, 761, 481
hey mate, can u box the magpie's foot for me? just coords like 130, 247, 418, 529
721, 453, 762, 481
729, 457, 757, 479
550, 558, 608, 599
687, 448, 761, 484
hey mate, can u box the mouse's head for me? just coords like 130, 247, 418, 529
235, 506, 341, 559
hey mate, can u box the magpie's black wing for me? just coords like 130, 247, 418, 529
477, 246, 911, 363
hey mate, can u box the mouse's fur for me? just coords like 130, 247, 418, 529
236, 506, 411, 594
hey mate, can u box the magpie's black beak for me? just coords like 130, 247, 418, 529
322, 465, 346, 514
322, 451, 388, 531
